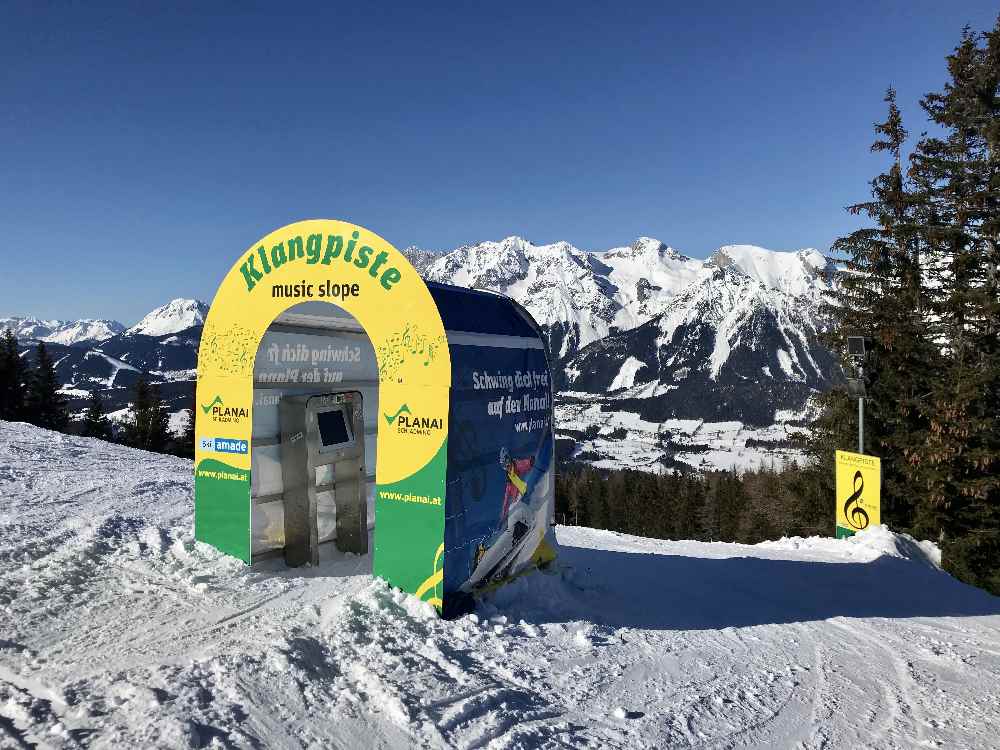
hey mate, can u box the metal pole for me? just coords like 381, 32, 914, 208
858, 397, 864, 454
857, 359, 865, 454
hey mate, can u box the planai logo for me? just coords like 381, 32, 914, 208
385, 403, 444, 436
201, 395, 224, 414
384, 403, 411, 425
202, 394, 249, 424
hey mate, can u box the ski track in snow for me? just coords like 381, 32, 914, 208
1, 422, 999, 749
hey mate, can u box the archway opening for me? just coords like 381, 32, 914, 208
249, 300, 378, 569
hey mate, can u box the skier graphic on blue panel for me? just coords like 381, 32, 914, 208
462, 435, 552, 592
499, 446, 534, 518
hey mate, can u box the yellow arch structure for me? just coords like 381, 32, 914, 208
195, 219, 451, 604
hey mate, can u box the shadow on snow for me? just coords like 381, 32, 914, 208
485, 542, 1000, 631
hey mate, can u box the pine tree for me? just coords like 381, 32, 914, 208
81, 390, 111, 441
698, 475, 721, 541
821, 87, 939, 531
907, 22, 1000, 592
176, 408, 196, 458
124, 378, 171, 453
0, 331, 8, 420
24, 341, 69, 432
0, 329, 26, 421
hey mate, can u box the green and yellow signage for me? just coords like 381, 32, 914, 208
195, 219, 451, 608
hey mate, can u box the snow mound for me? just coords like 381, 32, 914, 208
845, 525, 942, 567
759, 524, 942, 568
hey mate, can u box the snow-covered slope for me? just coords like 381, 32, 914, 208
0, 316, 124, 345
125, 298, 208, 337
600, 237, 706, 331
2, 422, 998, 748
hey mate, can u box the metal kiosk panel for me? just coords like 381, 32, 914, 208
279, 391, 366, 567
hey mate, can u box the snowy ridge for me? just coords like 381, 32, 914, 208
602, 237, 706, 330
1, 422, 998, 748
0, 316, 125, 345
125, 298, 208, 337
707, 244, 831, 299
415, 235, 835, 363
423, 237, 621, 357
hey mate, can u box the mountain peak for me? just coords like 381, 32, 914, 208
126, 299, 208, 337
633, 236, 665, 252
604, 237, 688, 262
705, 245, 834, 298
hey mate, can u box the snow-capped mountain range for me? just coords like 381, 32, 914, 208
414, 236, 837, 414
7, 299, 207, 417
410, 236, 838, 471
0, 316, 125, 346
4, 241, 839, 471
413, 236, 833, 364
2, 299, 206, 346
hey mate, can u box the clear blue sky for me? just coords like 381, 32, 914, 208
2, 1, 997, 323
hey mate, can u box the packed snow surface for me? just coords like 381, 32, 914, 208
2, 422, 998, 749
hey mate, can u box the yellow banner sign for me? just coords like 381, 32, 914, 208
835, 450, 881, 538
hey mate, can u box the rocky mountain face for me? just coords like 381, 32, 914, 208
564, 258, 835, 425
422, 236, 623, 359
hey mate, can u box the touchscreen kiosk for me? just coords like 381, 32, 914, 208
279, 391, 366, 566
317, 408, 354, 453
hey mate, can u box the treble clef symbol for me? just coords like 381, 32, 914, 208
843, 470, 869, 530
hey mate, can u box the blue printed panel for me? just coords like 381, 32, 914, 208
444, 344, 554, 599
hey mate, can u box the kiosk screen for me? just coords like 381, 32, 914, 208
317, 408, 353, 450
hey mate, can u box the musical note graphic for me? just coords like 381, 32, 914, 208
843, 470, 870, 530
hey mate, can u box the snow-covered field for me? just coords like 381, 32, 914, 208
2, 422, 999, 749
556, 399, 809, 474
